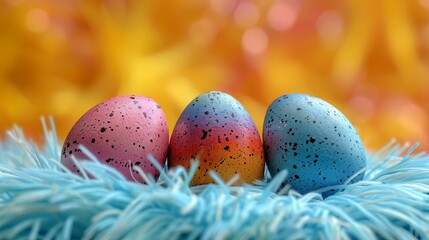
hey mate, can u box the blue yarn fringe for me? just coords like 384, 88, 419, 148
1, 117, 429, 239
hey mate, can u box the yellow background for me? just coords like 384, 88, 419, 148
1, 0, 429, 151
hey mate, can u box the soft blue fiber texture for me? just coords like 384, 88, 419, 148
0, 117, 428, 239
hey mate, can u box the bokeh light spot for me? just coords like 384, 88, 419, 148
234, 2, 260, 28
242, 27, 269, 55
4, 0, 22, 6
421, 24, 429, 49
25, 8, 50, 33
267, 0, 298, 31
349, 95, 375, 121
210, 0, 236, 16
419, 0, 429, 9
317, 11, 344, 41
189, 18, 217, 47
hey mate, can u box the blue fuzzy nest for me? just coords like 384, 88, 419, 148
1, 118, 429, 239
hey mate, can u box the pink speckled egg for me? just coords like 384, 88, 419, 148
61, 95, 169, 182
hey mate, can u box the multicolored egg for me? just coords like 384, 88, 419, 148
61, 95, 169, 182
168, 91, 264, 185
263, 94, 366, 196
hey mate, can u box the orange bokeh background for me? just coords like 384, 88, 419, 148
1, 0, 429, 151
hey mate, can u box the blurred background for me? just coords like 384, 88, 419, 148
1, 0, 429, 151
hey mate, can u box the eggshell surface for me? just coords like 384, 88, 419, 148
168, 91, 264, 185
61, 95, 169, 182
263, 94, 366, 196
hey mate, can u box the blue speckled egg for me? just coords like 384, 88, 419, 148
263, 94, 366, 196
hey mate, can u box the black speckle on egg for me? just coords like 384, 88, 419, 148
201, 130, 208, 140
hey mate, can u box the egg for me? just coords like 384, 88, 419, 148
168, 91, 264, 185
263, 94, 366, 196
61, 95, 169, 182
